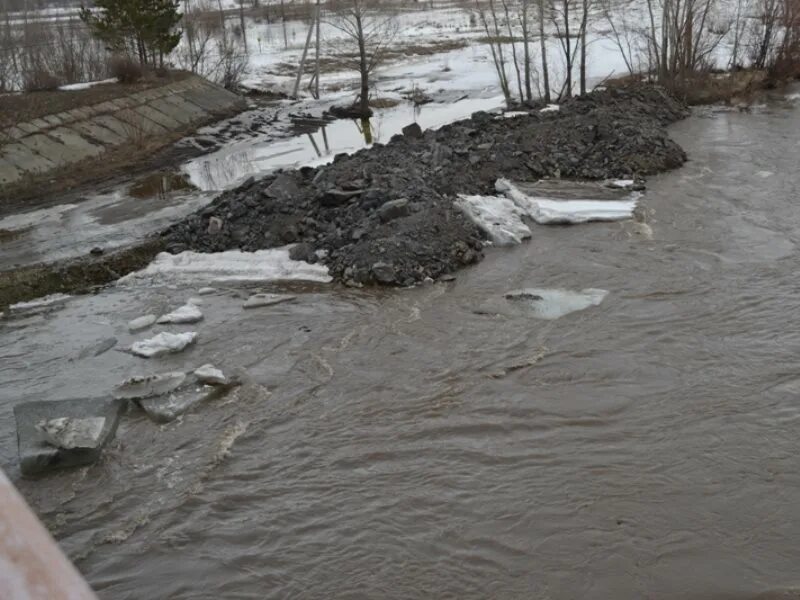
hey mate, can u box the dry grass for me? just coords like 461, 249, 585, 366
606, 70, 768, 105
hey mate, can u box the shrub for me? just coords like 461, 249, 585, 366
23, 69, 61, 92
109, 55, 143, 84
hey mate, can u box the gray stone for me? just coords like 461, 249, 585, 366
402, 122, 423, 138
371, 262, 396, 284
207, 216, 223, 235
14, 398, 125, 476
378, 198, 410, 223
320, 188, 362, 207
265, 173, 300, 201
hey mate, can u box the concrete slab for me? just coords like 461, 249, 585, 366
54, 111, 75, 125
14, 397, 124, 476
0, 159, 22, 185
68, 107, 92, 120
17, 122, 40, 135
148, 98, 193, 125
6, 126, 29, 140
93, 114, 132, 139
45, 128, 104, 160
3, 139, 56, 172
43, 115, 63, 127
182, 86, 237, 113
133, 104, 182, 130
68, 120, 126, 146
29, 118, 50, 130
161, 93, 208, 120
20, 133, 77, 167
90, 102, 117, 115
114, 108, 169, 135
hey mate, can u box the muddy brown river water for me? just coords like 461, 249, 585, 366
2, 93, 800, 599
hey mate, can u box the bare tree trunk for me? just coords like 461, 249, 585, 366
579, 0, 588, 94
355, 9, 370, 116
476, 0, 511, 101
521, 0, 533, 101
292, 8, 316, 98
239, 1, 248, 53
501, 0, 524, 102
539, 0, 551, 102
314, 0, 320, 98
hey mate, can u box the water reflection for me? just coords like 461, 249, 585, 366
182, 95, 505, 191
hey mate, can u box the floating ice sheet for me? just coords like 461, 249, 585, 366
118, 248, 332, 285
131, 332, 197, 358
504, 288, 609, 320
495, 179, 638, 224
455, 194, 531, 245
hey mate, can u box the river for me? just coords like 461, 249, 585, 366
2, 90, 800, 598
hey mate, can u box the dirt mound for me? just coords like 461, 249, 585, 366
163, 85, 689, 286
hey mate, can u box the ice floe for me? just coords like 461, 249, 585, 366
540, 104, 560, 113
128, 314, 157, 332
504, 288, 609, 320
113, 372, 187, 400
118, 248, 332, 285
194, 364, 228, 385
131, 332, 197, 358
36, 416, 106, 450
9, 293, 71, 313
242, 293, 297, 308
496, 179, 638, 224
157, 303, 204, 324
455, 194, 531, 245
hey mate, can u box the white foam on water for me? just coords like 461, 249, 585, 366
495, 179, 638, 224
504, 288, 609, 320
118, 248, 332, 285
455, 194, 531, 246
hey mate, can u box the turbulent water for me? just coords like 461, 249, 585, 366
2, 92, 800, 599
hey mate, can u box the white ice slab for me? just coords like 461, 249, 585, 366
495, 179, 638, 224
36, 416, 106, 449
194, 364, 228, 385
455, 194, 531, 245
504, 288, 608, 320
128, 314, 157, 332
540, 104, 560, 113
157, 303, 204, 324
58, 77, 117, 91
113, 372, 187, 399
131, 332, 197, 358
118, 248, 332, 285
9, 293, 71, 313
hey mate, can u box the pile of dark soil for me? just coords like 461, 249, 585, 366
163, 85, 689, 286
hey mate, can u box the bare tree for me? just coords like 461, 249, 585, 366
327, 0, 398, 117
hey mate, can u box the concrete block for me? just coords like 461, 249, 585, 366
0, 141, 55, 173
133, 104, 181, 130
43, 115, 63, 127
17, 122, 40, 134
14, 398, 124, 476
68, 107, 93, 120
0, 159, 23, 185
93, 114, 132, 139
46, 127, 104, 160
68, 120, 126, 146
54, 111, 75, 125
29, 118, 50, 130
114, 108, 169, 135
90, 102, 117, 115
161, 93, 208, 120
4, 126, 28, 140
148, 98, 193, 125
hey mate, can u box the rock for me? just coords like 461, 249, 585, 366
113, 371, 187, 399
264, 173, 300, 201
90, 247, 104, 256
128, 314, 157, 332
157, 304, 203, 325
36, 417, 106, 450
371, 262, 396, 284
14, 398, 125, 476
402, 122, 423, 138
377, 198, 410, 223
207, 216, 223, 235
194, 364, 228, 385
289, 243, 315, 262
186, 297, 203, 306
198, 287, 216, 295
131, 332, 197, 358
78, 337, 117, 359
243, 293, 296, 309
320, 188, 363, 207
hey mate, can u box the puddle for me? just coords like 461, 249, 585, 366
128, 172, 196, 200
182, 95, 505, 191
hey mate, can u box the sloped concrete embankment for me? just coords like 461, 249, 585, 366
0, 75, 245, 188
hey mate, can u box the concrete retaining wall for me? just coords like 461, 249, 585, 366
0, 75, 245, 187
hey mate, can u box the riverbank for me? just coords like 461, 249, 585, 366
0, 73, 246, 201
164, 85, 689, 286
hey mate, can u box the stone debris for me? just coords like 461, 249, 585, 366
131, 331, 197, 358
242, 293, 296, 309
156, 303, 203, 324
113, 371, 187, 399
163, 86, 688, 286
194, 364, 228, 385
128, 314, 157, 332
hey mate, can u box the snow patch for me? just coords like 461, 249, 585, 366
496, 179, 638, 224
540, 104, 560, 113
118, 248, 332, 285
455, 194, 531, 245
58, 77, 117, 91
131, 332, 197, 358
